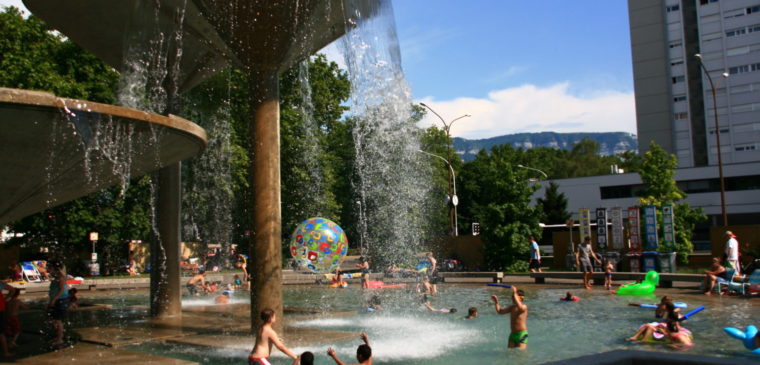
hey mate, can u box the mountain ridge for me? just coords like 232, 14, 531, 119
452, 131, 638, 161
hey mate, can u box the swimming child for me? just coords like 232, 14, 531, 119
662, 319, 693, 350
368, 295, 383, 311
465, 307, 478, 319
293, 351, 314, 365
327, 332, 372, 365
604, 259, 615, 290
249, 309, 298, 364
491, 285, 529, 349
419, 295, 456, 314
233, 274, 243, 289
215, 291, 230, 304
561, 291, 579, 301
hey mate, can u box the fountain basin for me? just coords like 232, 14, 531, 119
0, 87, 207, 224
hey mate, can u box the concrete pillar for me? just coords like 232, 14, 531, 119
249, 69, 284, 333
150, 162, 182, 318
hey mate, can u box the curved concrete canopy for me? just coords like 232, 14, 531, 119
23, 0, 378, 91
0, 87, 208, 225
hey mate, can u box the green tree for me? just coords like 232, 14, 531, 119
2, 7, 149, 272
636, 142, 706, 263
458, 145, 542, 271
0, 7, 118, 102
536, 182, 571, 225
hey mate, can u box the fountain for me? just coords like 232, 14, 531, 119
0, 87, 207, 225
22, 0, 381, 331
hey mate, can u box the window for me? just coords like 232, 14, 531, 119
724, 9, 745, 19
735, 144, 757, 151
700, 0, 718, 4
669, 41, 683, 48
674, 112, 689, 119
748, 5, 760, 14
729, 63, 760, 75
727, 46, 750, 56
667, 4, 680, 12
671, 59, 684, 66
726, 24, 760, 38
672, 75, 686, 83
673, 95, 687, 102
709, 128, 730, 134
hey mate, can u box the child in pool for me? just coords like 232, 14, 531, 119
233, 274, 243, 289
465, 307, 478, 319
293, 351, 314, 365
327, 332, 371, 365
491, 285, 529, 349
662, 319, 693, 350
561, 291, 578, 301
604, 259, 615, 290
249, 309, 297, 364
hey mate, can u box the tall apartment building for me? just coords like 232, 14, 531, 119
629, 0, 760, 168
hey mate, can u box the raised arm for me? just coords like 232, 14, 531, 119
491, 295, 511, 315
511, 286, 527, 311
360, 332, 370, 347
327, 348, 348, 365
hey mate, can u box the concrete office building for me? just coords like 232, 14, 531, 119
531, 1, 760, 248
629, 0, 760, 166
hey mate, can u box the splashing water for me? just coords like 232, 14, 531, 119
339, 0, 434, 265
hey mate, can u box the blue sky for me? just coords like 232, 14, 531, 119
2, 0, 637, 139
392, 0, 636, 139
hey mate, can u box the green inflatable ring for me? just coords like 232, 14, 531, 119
616, 270, 659, 296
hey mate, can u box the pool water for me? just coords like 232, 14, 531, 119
73, 285, 760, 364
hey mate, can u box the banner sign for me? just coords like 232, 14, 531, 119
627, 207, 641, 251
662, 204, 675, 250
596, 208, 608, 250
644, 205, 659, 249
579, 209, 592, 242
610, 207, 624, 249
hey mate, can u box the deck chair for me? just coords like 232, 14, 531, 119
746, 271, 760, 296
21, 261, 43, 282
717, 268, 746, 295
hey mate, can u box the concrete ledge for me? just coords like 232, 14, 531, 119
530, 272, 703, 287
440, 272, 503, 283
541, 349, 755, 365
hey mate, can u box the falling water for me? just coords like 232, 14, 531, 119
339, 0, 434, 266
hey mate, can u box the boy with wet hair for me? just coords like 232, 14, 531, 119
249, 309, 297, 365
293, 351, 314, 365
327, 332, 371, 365
491, 285, 529, 349
465, 307, 478, 319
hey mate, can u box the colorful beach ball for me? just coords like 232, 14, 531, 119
289, 217, 349, 273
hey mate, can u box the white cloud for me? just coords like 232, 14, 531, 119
0, 0, 27, 13
417, 82, 636, 139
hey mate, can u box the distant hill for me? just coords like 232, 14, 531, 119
452, 132, 638, 161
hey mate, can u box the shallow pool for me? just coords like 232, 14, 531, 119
100, 285, 760, 364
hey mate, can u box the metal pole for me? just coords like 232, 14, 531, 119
419, 103, 469, 236
418, 149, 458, 236
695, 54, 728, 227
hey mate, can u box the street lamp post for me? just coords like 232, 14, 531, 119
418, 149, 458, 236
517, 164, 549, 179
694, 53, 729, 227
419, 102, 470, 236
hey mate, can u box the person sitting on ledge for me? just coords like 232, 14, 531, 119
702, 257, 733, 295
